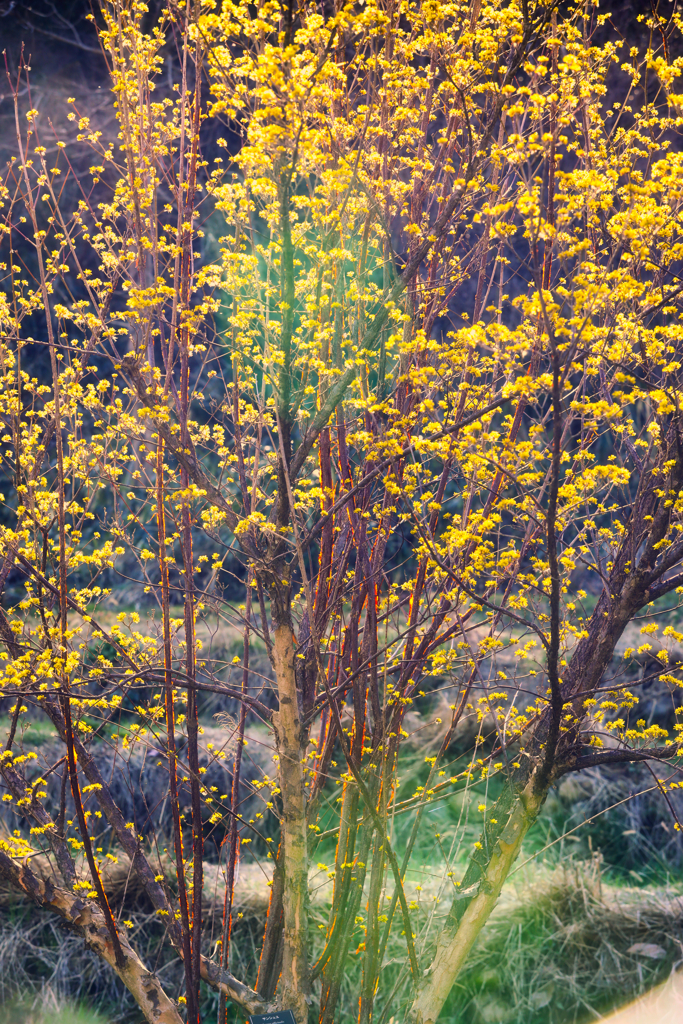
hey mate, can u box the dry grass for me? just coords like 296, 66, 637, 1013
0, 854, 681, 1023
440, 862, 683, 1024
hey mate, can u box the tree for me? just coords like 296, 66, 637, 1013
2, 0, 683, 1021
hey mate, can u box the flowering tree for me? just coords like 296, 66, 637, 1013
2, 1, 683, 1022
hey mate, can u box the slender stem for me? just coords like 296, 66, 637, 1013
219, 582, 251, 1024
158, 437, 195, 1017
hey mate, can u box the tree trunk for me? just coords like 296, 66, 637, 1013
0, 849, 183, 1024
273, 621, 309, 1022
409, 776, 544, 1024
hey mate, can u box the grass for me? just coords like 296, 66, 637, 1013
0, 716, 58, 746
2, 998, 107, 1024
3, 607, 683, 1021
1, 798, 682, 1023
441, 863, 683, 1024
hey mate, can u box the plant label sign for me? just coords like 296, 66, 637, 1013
249, 1014, 296, 1024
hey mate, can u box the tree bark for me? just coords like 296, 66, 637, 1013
409, 776, 544, 1024
272, 621, 309, 1022
0, 849, 182, 1024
